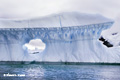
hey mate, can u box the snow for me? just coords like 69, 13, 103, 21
102, 16, 120, 47
0, 12, 120, 63
0, 12, 113, 28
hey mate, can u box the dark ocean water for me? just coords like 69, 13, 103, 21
0, 62, 120, 80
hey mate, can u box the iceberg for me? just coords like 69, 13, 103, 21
0, 12, 120, 63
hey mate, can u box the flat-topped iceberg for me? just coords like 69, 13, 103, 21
0, 12, 120, 63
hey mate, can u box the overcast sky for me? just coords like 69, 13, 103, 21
0, 0, 120, 19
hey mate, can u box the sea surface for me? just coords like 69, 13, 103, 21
0, 62, 120, 80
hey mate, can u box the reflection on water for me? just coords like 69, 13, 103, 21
0, 62, 120, 80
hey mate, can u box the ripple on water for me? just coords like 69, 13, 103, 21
0, 63, 120, 80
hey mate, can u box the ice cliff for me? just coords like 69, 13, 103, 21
0, 12, 120, 63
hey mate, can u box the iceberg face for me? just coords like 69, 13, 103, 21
0, 12, 119, 63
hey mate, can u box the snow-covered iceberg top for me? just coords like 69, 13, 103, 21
0, 12, 113, 28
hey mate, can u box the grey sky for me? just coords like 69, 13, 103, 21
0, 0, 120, 19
